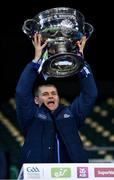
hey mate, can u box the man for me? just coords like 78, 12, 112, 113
16, 33, 97, 167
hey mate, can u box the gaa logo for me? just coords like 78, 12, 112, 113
27, 167, 40, 173
26, 166, 43, 179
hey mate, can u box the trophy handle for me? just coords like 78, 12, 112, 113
84, 22, 94, 39
22, 19, 39, 38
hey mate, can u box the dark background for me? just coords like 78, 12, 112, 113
0, 1, 113, 102
0, 3, 114, 178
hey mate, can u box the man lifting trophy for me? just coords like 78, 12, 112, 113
16, 7, 97, 179
22, 7, 94, 78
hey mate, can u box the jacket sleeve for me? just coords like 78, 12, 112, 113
15, 62, 38, 134
70, 63, 98, 128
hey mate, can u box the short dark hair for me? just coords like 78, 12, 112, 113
32, 76, 58, 97
34, 83, 58, 97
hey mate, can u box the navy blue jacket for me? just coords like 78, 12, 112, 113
16, 62, 97, 166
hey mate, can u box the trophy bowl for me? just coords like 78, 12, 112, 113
22, 7, 94, 77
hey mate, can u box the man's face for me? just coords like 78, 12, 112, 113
34, 85, 60, 111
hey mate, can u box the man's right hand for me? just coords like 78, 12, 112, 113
32, 33, 48, 61
75, 35, 87, 56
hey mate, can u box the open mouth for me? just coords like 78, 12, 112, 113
47, 101, 55, 105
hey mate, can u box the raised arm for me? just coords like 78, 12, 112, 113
71, 36, 98, 128
16, 33, 47, 134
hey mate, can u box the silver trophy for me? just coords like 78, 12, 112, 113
22, 7, 94, 77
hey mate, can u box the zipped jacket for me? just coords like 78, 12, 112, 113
16, 62, 97, 165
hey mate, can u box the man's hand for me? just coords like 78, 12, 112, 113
76, 35, 91, 78
32, 33, 47, 61
75, 35, 87, 55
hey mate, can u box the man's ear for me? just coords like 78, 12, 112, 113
34, 96, 39, 105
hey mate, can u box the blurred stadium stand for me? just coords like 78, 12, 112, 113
0, 97, 114, 179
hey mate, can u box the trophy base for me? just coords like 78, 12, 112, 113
42, 53, 84, 78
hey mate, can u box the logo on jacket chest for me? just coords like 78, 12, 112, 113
37, 112, 71, 121
38, 113, 47, 120
63, 113, 71, 118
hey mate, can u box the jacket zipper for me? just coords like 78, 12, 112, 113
56, 134, 60, 163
